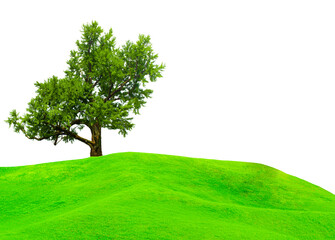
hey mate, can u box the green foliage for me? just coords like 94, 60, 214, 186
6, 21, 165, 148
0, 153, 334, 239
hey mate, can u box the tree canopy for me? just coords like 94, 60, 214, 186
6, 21, 165, 156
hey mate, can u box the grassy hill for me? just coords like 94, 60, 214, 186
0, 152, 334, 239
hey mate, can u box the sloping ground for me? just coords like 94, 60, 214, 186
0, 152, 334, 239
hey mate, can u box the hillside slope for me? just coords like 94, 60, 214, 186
0, 152, 334, 239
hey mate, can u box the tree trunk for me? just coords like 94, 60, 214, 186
90, 122, 102, 157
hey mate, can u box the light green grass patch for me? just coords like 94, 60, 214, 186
0, 152, 334, 239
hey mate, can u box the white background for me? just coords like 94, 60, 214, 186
1, 1, 334, 194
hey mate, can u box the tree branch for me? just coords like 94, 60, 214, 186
92, 75, 102, 88
104, 68, 114, 102
104, 57, 139, 103
19, 120, 93, 148
20, 127, 61, 142
70, 119, 87, 126
104, 77, 131, 103
54, 134, 66, 146
54, 125, 94, 147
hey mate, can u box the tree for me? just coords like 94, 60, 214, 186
6, 21, 165, 157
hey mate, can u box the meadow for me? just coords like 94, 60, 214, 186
0, 152, 334, 239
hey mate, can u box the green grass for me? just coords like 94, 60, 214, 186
0, 152, 334, 239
